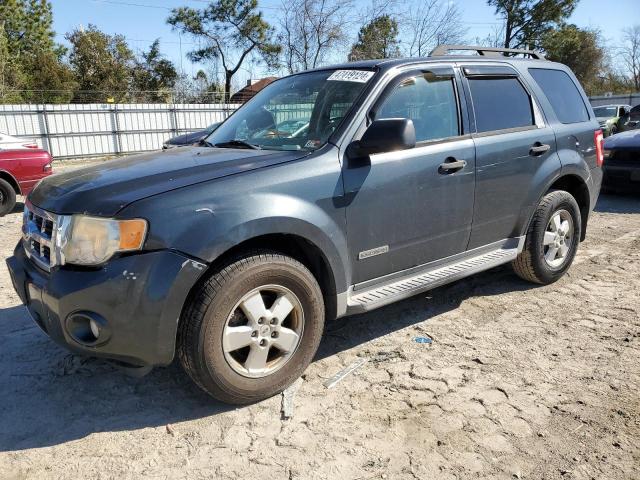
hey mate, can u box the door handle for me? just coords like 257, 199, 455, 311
529, 142, 551, 156
439, 158, 467, 173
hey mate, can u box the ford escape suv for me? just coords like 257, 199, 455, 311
7, 46, 603, 404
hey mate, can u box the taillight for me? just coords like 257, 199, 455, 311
594, 130, 604, 167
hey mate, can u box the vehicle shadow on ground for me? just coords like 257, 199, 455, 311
595, 192, 640, 214
0, 266, 536, 452
10, 199, 24, 214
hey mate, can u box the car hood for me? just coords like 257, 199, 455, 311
604, 130, 640, 152
596, 116, 614, 123
166, 130, 206, 146
30, 147, 308, 216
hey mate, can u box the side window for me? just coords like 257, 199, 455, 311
375, 73, 459, 142
529, 68, 589, 124
467, 77, 534, 133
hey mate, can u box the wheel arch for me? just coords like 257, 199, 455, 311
181, 232, 342, 323
529, 173, 591, 241
0, 170, 21, 195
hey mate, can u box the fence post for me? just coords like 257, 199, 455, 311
110, 105, 122, 154
169, 104, 179, 137
40, 104, 54, 157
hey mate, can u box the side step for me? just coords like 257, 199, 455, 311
346, 243, 520, 313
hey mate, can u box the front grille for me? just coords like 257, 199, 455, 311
22, 202, 58, 271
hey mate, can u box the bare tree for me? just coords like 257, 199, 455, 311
621, 25, 640, 90
402, 0, 467, 57
475, 24, 506, 48
278, 0, 352, 74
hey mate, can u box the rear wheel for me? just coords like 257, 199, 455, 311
178, 251, 325, 404
512, 190, 582, 285
0, 178, 17, 216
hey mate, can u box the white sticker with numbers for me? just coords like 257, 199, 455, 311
327, 70, 375, 83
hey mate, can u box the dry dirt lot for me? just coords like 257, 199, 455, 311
0, 162, 638, 480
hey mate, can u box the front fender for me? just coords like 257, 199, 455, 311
190, 194, 350, 293
120, 152, 350, 292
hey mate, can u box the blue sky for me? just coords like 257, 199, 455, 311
50, 0, 640, 88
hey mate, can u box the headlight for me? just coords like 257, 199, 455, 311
57, 215, 147, 266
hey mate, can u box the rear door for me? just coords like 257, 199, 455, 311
343, 66, 476, 285
460, 64, 561, 249
527, 67, 599, 170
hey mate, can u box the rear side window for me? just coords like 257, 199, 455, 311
529, 68, 589, 124
467, 78, 534, 133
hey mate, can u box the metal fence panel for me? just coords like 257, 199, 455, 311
0, 103, 240, 159
589, 94, 640, 108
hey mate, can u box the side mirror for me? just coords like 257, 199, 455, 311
348, 118, 416, 158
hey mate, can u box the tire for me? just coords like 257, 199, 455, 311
609, 125, 618, 136
512, 190, 582, 285
0, 178, 17, 217
178, 251, 325, 405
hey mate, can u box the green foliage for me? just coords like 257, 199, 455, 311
0, 0, 75, 103
131, 40, 178, 102
66, 25, 135, 102
0, 22, 25, 103
348, 15, 400, 61
0, 0, 57, 56
167, 0, 281, 97
487, 0, 577, 49
541, 24, 603, 95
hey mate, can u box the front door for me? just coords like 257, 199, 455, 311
343, 68, 476, 285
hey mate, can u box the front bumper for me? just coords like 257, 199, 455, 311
7, 244, 206, 366
603, 164, 640, 192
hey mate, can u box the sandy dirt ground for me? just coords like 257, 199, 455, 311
0, 161, 638, 480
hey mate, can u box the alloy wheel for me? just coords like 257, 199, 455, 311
222, 285, 304, 378
543, 209, 574, 268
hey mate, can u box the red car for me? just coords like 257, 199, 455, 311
0, 149, 53, 216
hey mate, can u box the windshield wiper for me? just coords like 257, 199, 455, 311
214, 140, 261, 150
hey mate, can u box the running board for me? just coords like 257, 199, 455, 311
346, 241, 521, 314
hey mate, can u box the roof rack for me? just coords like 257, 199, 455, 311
429, 44, 545, 60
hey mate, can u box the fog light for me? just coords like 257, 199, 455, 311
89, 318, 100, 338
66, 312, 110, 346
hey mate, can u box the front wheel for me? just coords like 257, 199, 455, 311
0, 178, 17, 216
178, 251, 325, 404
512, 190, 582, 285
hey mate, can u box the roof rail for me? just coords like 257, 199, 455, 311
429, 44, 545, 60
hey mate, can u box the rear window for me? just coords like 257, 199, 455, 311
468, 77, 534, 133
529, 68, 589, 124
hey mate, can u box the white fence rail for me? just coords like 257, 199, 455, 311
0, 103, 240, 159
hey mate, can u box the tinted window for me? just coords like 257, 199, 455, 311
376, 73, 459, 142
593, 106, 618, 117
468, 77, 534, 133
529, 68, 589, 124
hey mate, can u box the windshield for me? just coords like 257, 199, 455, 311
205, 69, 375, 151
593, 106, 617, 117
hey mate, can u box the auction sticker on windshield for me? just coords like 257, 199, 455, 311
327, 70, 375, 83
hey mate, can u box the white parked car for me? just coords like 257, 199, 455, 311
0, 133, 38, 150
